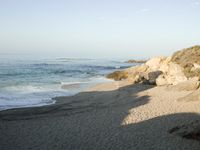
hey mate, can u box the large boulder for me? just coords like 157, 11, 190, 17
145, 56, 167, 71
167, 77, 200, 91
156, 62, 188, 86
126, 64, 148, 73
125, 65, 148, 78
159, 56, 172, 72
156, 74, 168, 86
145, 56, 187, 85
147, 71, 163, 84
107, 64, 149, 83
125, 65, 149, 83
167, 63, 188, 85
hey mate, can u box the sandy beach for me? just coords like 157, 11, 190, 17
1, 0, 200, 149
1, 81, 200, 150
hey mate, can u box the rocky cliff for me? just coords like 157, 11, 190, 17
107, 46, 200, 91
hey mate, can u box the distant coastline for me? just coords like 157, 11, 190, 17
125, 59, 147, 63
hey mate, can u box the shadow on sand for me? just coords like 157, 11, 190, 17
0, 83, 200, 150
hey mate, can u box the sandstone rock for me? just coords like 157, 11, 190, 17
108, 55, 188, 86
156, 62, 188, 86
168, 78, 200, 91
167, 63, 185, 76
129, 57, 188, 86
177, 90, 200, 102
145, 57, 187, 84
126, 65, 148, 74
131, 74, 143, 83
158, 57, 172, 73
145, 56, 166, 71
159, 63, 169, 74
125, 65, 148, 80
156, 74, 168, 86
147, 71, 163, 84
107, 64, 149, 82
193, 63, 200, 69
107, 71, 128, 81
167, 63, 187, 85
191, 63, 200, 73
156, 74, 187, 86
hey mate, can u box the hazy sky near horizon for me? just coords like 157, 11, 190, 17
0, 0, 200, 59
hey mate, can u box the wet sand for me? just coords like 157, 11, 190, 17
1, 82, 200, 150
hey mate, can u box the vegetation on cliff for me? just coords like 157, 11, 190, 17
171, 45, 200, 78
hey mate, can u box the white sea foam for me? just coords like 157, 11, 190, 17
0, 77, 113, 110
0, 57, 133, 111
3, 84, 60, 93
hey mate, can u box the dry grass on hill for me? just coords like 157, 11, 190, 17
171, 45, 200, 78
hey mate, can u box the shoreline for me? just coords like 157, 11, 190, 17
0, 77, 114, 112
0, 57, 133, 112
0, 80, 131, 117
1, 80, 200, 149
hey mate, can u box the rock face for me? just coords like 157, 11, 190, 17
107, 46, 200, 88
107, 56, 189, 86
145, 56, 167, 71
148, 71, 163, 84
107, 71, 128, 81
145, 56, 187, 85
156, 62, 188, 86
125, 65, 148, 80
156, 75, 168, 86
167, 77, 200, 91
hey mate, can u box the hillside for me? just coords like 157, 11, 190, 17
171, 45, 200, 78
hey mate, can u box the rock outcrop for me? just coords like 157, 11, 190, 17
156, 62, 188, 86
107, 71, 128, 81
107, 45, 200, 89
145, 56, 167, 71
167, 77, 200, 92
108, 56, 188, 85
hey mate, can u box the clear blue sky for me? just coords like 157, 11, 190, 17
0, 0, 200, 59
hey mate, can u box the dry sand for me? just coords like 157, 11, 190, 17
1, 81, 200, 150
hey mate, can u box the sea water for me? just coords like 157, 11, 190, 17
0, 55, 135, 111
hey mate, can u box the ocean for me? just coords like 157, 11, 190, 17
0, 55, 135, 111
